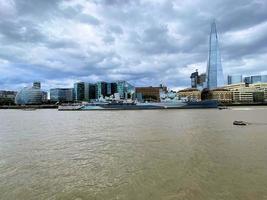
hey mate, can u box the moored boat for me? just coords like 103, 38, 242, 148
58, 100, 218, 111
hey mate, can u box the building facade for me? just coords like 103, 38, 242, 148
74, 82, 85, 101
210, 89, 233, 103
0, 90, 17, 105
96, 82, 108, 99
15, 82, 45, 105
223, 83, 267, 103
116, 81, 135, 99
244, 75, 267, 84
178, 88, 201, 101
206, 21, 224, 89
107, 82, 117, 96
136, 86, 167, 102
50, 88, 74, 103
227, 75, 242, 85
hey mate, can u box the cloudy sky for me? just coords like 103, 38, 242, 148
0, 0, 267, 91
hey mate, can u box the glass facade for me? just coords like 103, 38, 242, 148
50, 88, 73, 102
88, 84, 96, 100
74, 82, 85, 101
262, 75, 267, 83
96, 82, 107, 99
116, 81, 135, 99
107, 82, 117, 96
227, 75, 242, 85
251, 75, 262, 84
244, 75, 267, 84
206, 21, 224, 89
15, 87, 43, 105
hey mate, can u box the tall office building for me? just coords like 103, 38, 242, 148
88, 84, 96, 100
107, 82, 117, 96
74, 82, 85, 101
50, 88, 74, 103
96, 82, 108, 99
227, 75, 243, 85
244, 75, 267, 84
206, 21, 224, 89
116, 81, 135, 99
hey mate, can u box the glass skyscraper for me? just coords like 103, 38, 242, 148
227, 75, 243, 85
206, 21, 224, 89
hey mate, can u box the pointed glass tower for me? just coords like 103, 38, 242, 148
206, 21, 224, 89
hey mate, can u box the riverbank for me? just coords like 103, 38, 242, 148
0, 105, 58, 109
219, 102, 267, 106
1, 102, 267, 109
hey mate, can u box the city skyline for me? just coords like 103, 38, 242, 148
1, 0, 267, 91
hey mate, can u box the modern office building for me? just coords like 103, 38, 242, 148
116, 81, 135, 99
107, 82, 117, 96
74, 82, 85, 101
0, 90, 17, 105
15, 82, 45, 105
244, 75, 267, 84
96, 82, 108, 99
88, 83, 96, 100
74, 82, 97, 102
227, 75, 242, 85
206, 21, 224, 89
50, 88, 74, 103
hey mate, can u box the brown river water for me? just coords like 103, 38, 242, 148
1, 107, 267, 200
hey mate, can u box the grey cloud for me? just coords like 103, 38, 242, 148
78, 14, 100, 25
1, 0, 267, 90
0, 19, 45, 44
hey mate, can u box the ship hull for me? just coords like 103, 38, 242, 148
58, 100, 218, 111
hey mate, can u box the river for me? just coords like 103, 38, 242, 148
1, 108, 267, 200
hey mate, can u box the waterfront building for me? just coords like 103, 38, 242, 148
74, 82, 85, 101
116, 81, 135, 99
50, 88, 74, 103
136, 86, 167, 102
0, 90, 17, 105
42, 91, 48, 103
227, 75, 242, 85
177, 88, 201, 101
96, 82, 108, 99
15, 82, 45, 105
206, 21, 224, 89
88, 84, 96, 100
74, 82, 97, 102
210, 88, 232, 103
223, 82, 267, 102
107, 82, 117, 96
232, 89, 254, 102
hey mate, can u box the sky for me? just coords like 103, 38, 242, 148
0, 0, 267, 91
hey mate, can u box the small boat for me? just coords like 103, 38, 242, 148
233, 121, 248, 126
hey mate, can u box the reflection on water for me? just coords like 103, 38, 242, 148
1, 108, 267, 200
